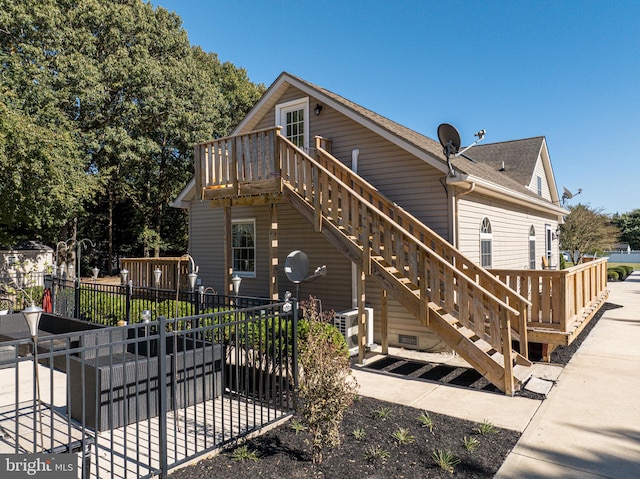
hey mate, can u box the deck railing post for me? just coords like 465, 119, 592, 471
500, 307, 515, 396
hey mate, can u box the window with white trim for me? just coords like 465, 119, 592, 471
480, 217, 492, 268
529, 226, 536, 269
537, 176, 542, 196
232, 219, 256, 277
275, 98, 309, 151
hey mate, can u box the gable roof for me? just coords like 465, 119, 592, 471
176, 72, 567, 216
465, 137, 545, 186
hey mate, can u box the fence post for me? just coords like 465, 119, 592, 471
74, 278, 81, 319
158, 315, 168, 477
292, 299, 299, 408
125, 282, 132, 324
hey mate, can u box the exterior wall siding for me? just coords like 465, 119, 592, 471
527, 157, 552, 201
457, 192, 559, 270
242, 84, 451, 240
187, 79, 562, 353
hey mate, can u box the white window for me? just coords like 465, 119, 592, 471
275, 98, 309, 151
480, 217, 492, 268
537, 176, 542, 196
529, 226, 536, 269
232, 219, 256, 277
545, 224, 553, 264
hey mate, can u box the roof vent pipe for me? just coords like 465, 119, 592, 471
500, 161, 505, 171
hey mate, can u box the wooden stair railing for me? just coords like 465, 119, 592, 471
313, 137, 531, 357
277, 133, 532, 395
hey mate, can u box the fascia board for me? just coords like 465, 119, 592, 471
170, 177, 195, 209
449, 174, 569, 216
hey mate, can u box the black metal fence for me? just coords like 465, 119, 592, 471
49, 276, 273, 326
0, 303, 298, 478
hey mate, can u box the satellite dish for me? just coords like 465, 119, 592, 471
562, 186, 573, 199
437, 123, 461, 155
561, 186, 582, 205
284, 250, 309, 283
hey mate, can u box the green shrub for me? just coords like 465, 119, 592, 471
612, 266, 627, 280
608, 270, 619, 281
297, 298, 358, 464
622, 265, 634, 275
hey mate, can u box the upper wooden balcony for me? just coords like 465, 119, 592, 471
195, 127, 284, 202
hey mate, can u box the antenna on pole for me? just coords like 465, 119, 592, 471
437, 123, 486, 176
561, 186, 582, 206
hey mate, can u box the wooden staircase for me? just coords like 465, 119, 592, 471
278, 135, 533, 395
194, 127, 534, 395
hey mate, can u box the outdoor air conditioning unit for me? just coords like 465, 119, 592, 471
333, 307, 374, 356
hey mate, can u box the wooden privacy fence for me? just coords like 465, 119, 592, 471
490, 258, 609, 344
120, 257, 191, 291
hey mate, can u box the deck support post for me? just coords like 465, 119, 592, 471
381, 288, 388, 355
269, 204, 278, 300
224, 206, 232, 295
357, 266, 366, 364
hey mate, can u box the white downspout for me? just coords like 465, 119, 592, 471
454, 183, 475, 250
351, 148, 360, 308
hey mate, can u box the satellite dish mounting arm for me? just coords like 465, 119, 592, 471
455, 129, 486, 158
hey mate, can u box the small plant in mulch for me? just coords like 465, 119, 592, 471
290, 419, 307, 434
463, 435, 481, 452
363, 445, 391, 463
296, 296, 359, 464
373, 405, 393, 419
230, 445, 259, 462
391, 427, 415, 445
432, 449, 461, 473
352, 427, 366, 441
418, 410, 435, 433
473, 419, 499, 435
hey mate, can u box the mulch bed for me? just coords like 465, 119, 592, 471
168, 302, 619, 479
169, 396, 519, 479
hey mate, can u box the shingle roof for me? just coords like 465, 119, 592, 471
285, 73, 548, 202
285, 73, 446, 162
463, 137, 544, 186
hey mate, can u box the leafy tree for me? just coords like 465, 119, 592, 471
0, 0, 264, 268
0, 97, 94, 244
611, 209, 640, 250
560, 204, 619, 264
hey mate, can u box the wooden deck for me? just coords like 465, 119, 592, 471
191, 127, 609, 388
491, 258, 609, 348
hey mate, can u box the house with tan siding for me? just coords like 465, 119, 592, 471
170, 72, 606, 394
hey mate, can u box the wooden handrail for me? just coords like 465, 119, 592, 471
312, 143, 530, 355
278, 134, 520, 358
490, 257, 608, 332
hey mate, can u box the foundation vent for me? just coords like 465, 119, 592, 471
398, 334, 418, 347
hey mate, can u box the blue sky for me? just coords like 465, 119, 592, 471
154, 0, 639, 214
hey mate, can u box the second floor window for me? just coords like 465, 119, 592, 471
480, 217, 493, 268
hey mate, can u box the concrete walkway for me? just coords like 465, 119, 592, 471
495, 272, 640, 479
353, 271, 640, 478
